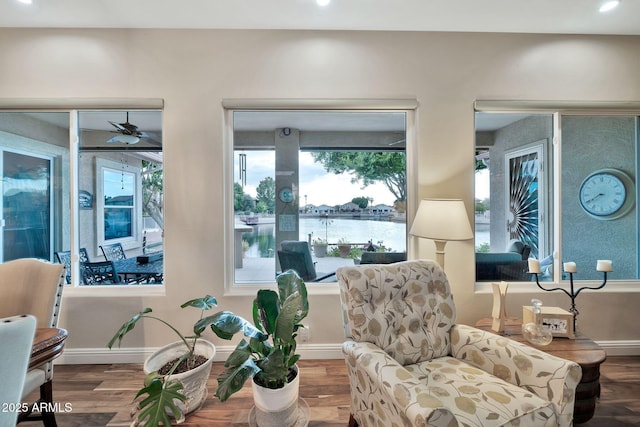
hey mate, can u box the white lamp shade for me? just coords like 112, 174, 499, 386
409, 199, 473, 241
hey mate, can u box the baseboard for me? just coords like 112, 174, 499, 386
595, 339, 640, 356
57, 343, 344, 365
56, 340, 640, 365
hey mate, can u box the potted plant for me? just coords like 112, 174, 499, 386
311, 237, 328, 258
337, 237, 352, 258
107, 295, 221, 426
211, 270, 309, 426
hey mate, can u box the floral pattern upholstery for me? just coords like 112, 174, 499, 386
337, 260, 582, 427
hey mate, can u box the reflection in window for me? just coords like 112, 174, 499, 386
232, 110, 408, 284
476, 109, 640, 283
475, 113, 553, 282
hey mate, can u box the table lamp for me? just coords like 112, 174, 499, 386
409, 198, 473, 269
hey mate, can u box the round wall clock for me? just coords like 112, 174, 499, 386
578, 168, 635, 220
278, 187, 294, 203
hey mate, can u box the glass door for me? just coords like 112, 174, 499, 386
1, 149, 53, 262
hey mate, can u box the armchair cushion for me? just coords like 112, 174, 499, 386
344, 340, 559, 427
451, 324, 582, 427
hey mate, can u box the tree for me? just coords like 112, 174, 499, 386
256, 177, 276, 214
351, 196, 369, 209
475, 198, 490, 214
234, 182, 256, 213
311, 152, 406, 202
141, 160, 163, 231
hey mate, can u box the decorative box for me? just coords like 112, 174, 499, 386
136, 252, 163, 264
523, 305, 575, 339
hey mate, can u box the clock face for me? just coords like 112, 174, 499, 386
579, 171, 627, 218
278, 187, 294, 203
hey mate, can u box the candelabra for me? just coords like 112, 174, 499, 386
528, 259, 612, 332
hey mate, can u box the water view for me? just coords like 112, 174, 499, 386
242, 217, 407, 258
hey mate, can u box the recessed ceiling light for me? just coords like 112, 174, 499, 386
17, 0, 33, 4
599, 0, 620, 12
316, 0, 330, 6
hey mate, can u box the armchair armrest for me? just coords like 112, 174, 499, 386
342, 341, 457, 427
450, 324, 582, 427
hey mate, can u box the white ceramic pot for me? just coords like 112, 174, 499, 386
144, 340, 216, 415
251, 366, 300, 426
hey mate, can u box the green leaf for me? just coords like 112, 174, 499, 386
200, 311, 267, 341
275, 292, 302, 343
256, 348, 288, 385
255, 289, 280, 335
133, 372, 186, 427
180, 295, 218, 310
107, 307, 152, 349
224, 339, 253, 368
215, 358, 260, 402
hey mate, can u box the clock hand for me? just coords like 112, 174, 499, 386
585, 193, 604, 203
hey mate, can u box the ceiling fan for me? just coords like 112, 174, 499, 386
107, 112, 144, 144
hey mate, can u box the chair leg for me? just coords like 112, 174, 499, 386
348, 413, 359, 427
40, 380, 58, 427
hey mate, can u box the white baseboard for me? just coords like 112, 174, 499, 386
595, 339, 640, 356
57, 343, 344, 365
56, 340, 640, 365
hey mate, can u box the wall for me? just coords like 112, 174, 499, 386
1, 29, 639, 358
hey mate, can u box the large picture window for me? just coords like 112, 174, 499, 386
227, 102, 415, 286
475, 103, 640, 286
0, 105, 163, 288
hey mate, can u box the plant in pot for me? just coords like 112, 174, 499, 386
107, 295, 222, 426
337, 237, 352, 258
311, 237, 328, 258
210, 270, 309, 426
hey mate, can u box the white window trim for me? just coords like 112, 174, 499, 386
222, 99, 419, 296
95, 158, 143, 254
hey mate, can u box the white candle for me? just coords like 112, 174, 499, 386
528, 258, 541, 274
563, 262, 577, 273
596, 259, 613, 272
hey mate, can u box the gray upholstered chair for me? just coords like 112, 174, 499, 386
0, 258, 66, 427
337, 259, 582, 427
278, 240, 335, 282
0, 314, 37, 427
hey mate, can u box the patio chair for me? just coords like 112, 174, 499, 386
55, 248, 90, 283
81, 261, 121, 285
278, 240, 335, 282
359, 251, 406, 264
99, 242, 126, 261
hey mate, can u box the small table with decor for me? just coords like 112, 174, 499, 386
475, 317, 606, 424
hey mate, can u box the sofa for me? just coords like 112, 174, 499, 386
476, 240, 531, 281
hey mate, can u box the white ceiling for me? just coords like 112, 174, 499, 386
1, 0, 639, 35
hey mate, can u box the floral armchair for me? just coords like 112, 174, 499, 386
337, 259, 582, 427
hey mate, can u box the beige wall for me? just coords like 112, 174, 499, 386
1, 29, 639, 356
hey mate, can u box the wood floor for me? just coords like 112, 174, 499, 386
19, 356, 640, 427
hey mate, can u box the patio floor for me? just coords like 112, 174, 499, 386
235, 255, 356, 283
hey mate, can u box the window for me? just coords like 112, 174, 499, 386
0, 104, 163, 288
226, 101, 416, 286
96, 159, 142, 247
475, 102, 640, 285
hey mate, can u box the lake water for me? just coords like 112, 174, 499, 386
242, 217, 490, 257
243, 217, 407, 257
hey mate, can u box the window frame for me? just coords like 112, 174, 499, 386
474, 100, 640, 293
95, 158, 143, 253
222, 99, 419, 295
